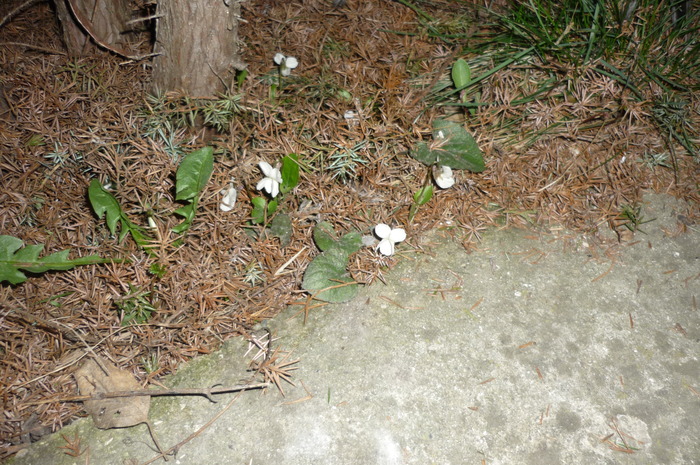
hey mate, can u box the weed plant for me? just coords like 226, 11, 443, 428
434, 0, 699, 158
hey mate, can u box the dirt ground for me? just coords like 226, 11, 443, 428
1, 0, 698, 460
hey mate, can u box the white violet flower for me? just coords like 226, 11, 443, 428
274, 53, 299, 76
374, 223, 406, 256
256, 161, 283, 198
220, 182, 238, 212
433, 165, 455, 189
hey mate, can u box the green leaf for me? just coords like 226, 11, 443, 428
172, 199, 197, 234
250, 197, 267, 224
270, 213, 293, 247
0, 235, 108, 285
88, 179, 122, 235
171, 147, 213, 235
431, 120, 485, 172
89, 180, 149, 246
280, 153, 300, 194
409, 120, 485, 173
268, 199, 278, 216
452, 58, 471, 89
176, 147, 214, 201
236, 69, 248, 88
408, 203, 419, 223
302, 247, 358, 303
413, 185, 434, 206
335, 231, 362, 255
410, 142, 434, 166
313, 222, 337, 252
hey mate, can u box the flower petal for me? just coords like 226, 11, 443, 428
271, 167, 283, 184
280, 67, 291, 76
388, 228, 406, 243
270, 180, 279, 198
434, 165, 455, 189
375, 223, 391, 239
378, 239, 395, 256
274, 53, 285, 65
220, 186, 237, 212
259, 161, 273, 176
256, 178, 268, 192
285, 56, 298, 69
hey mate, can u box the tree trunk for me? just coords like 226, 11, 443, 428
54, 0, 131, 56
151, 0, 244, 97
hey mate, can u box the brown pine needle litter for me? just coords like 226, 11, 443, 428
1, 0, 698, 458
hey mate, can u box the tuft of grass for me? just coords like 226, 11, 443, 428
428, 0, 699, 158
327, 141, 369, 182
115, 284, 156, 326
140, 92, 243, 143
618, 204, 655, 232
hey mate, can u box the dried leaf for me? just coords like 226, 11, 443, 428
74, 357, 150, 429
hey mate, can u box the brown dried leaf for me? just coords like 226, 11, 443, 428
74, 357, 150, 429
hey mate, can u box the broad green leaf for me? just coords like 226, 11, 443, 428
89, 180, 149, 246
0, 235, 107, 285
335, 231, 362, 255
431, 119, 484, 172
236, 69, 248, 88
413, 185, 434, 206
270, 213, 293, 247
268, 199, 278, 216
280, 153, 300, 194
89, 179, 122, 235
172, 197, 197, 234
176, 147, 214, 201
452, 58, 471, 89
251, 197, 266, 224
409, 120, 485, 173
410, 142, 434, 167
302, 247, 358, 303
171, 147, 212, 235
313, 222, 337, 252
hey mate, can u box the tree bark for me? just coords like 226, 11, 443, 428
54, 0, 131, 56
151, 0, 244, 97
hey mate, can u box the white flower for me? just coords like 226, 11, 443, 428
274, 53, 299, 76
220, 182, 237, 212
433, 165, 455, 189
256, 161, 283, 198
374, 223, 406, 256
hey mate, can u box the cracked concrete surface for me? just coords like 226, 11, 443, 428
7, 193, 699, 465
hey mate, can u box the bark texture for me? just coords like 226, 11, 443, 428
151, 0, 244, 97
55, 0, 131, 56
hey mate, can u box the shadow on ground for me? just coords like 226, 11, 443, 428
8, 193, 699, 465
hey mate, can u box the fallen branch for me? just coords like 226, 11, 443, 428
59, 382, 270, 404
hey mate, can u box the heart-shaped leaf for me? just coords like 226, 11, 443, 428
410, 120, 485, 173
302, 247, 358, 303
335, 231, 362, 255
270, 213, 293, 247
313, 222, 337, 252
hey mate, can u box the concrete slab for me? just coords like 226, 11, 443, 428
7, 193, 699, 465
